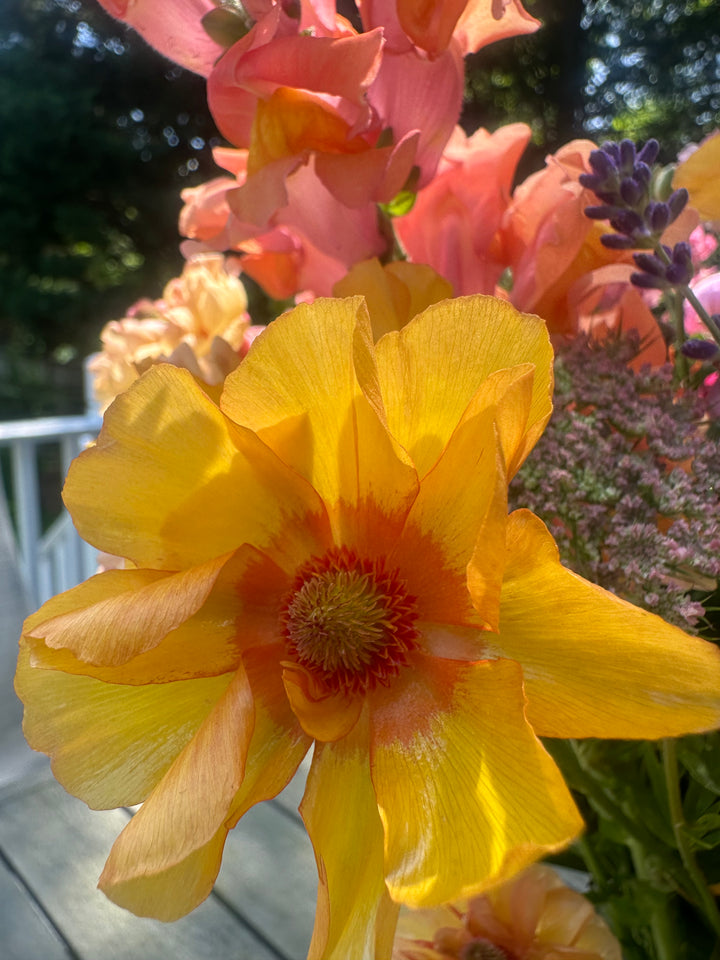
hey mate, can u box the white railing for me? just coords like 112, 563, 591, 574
0, 362, 102, 608
0, 414, 103, 608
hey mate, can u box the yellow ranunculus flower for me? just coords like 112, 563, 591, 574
674, 130, 720, 223
16, 295, 720, 959
333, 258, 454, 339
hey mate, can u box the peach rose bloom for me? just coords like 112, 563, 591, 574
90, 255, 249, 411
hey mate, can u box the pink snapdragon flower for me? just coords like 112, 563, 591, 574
688, 225, 718, 266
96, 0, 223, 75
359, 0, 540, 57
684, 270, 720, 337
395, 123, 532, 295
179, 146, 388, 297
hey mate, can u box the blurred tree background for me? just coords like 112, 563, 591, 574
1, 0, 718, 416
0, 0, 219, 414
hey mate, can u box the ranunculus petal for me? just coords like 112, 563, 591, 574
391, 397, 509, 629
332, 258, 454, 340
369, 653, 582, 907
26, 547, 291, 685
282, 663, 364, 742
674, 131, 720, 222
99, 649, 309, 919
490, 510, 720, 738
301, 718, 399, 960
221, 298, 419, 546
15, 643, 234, 808
65, 364, 330, 570
24, 556, 230, 666
375, 296, 552, 478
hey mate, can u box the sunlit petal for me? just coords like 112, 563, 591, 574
370, 654, 582, 907
375, 296, 552, 478
65, 364, 329, 570
15, 643, 234, 809
490, 510, 720, 738
301, 717, 399, 960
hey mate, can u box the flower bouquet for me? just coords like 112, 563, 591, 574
15, 1, 720, 958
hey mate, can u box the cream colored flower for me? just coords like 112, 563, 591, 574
90, 254, 249, 411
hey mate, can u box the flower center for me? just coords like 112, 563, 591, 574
459, 941, 515, 960
281, 546, 419, 694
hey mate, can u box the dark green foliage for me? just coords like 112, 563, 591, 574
546, 736, 720, 959
583, 0, 720, 159
461, 0, 720, 174
0, 0, 221, 366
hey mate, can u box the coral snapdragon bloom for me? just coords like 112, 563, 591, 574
17, 297, 720, 959
359, 0, 540, 58
392, 864, 621, 959
179, 147, 391, 299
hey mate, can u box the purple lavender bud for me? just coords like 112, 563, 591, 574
601, 233, 638, 250
631, 271, 668, 290
633, 252, 667, 277
610, 209, 645, 235
620, 177, 644, 206
620, 138, 637, 171
672, 241, 692, 268
634, 162, 652, 185
589, 148, 618, 180
595, 188, 624, 205
681, 338, 719, 360
666, 262, 694, 285
664, 241, 694, 285
646, 202, 670, 233
601, 141, 622, 164
585, 204, 622, 220
667, 188, 689, 221
578, 172, 606, 191
637, 139, 660, 166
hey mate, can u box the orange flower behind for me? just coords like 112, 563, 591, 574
392, 864, 622, 959
17, 295, 720, 960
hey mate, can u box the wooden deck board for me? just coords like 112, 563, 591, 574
216, 799, 317, 959
0, 776, 310, 960
0, 850, 74, 960
0, 505, 319, 960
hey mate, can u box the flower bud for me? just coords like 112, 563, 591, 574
681, 338, 719, 360
637, 138, 660, 166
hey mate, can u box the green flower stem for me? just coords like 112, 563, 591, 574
574, 836, 625, 937
556, 741, 697, 896
652, 243, 691, 381
662, 738, 720, 937
626, 837, 677, 960
653, 240, 720, 378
